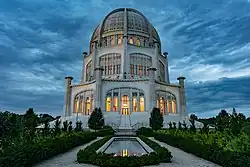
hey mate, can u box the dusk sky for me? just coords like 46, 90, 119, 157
0, 0, 250, 118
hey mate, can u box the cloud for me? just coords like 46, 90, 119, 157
0, 0, 250, 117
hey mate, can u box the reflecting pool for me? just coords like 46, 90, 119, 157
103, 138, 148, 156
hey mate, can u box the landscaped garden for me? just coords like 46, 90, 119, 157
0, 107, 250, 167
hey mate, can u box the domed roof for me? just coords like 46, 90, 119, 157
90, 8, 161, 48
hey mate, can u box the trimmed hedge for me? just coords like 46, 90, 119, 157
77, 136, 172, 167
154, 131, 250, 167
136, 127, 154, 136
95, 126, 114, 136
0, 132, 97, 167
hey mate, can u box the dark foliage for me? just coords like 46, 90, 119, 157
62, 121, 69, 132
136, 127, 154, 136
149, 107, 163, 131
0, 132, 97, 167
154, 132, 250, 167
88, 108, 104, 131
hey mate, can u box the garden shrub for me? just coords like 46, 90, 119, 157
154, 130, 250, 167
77, 136, 172, 167
95, 127, 114, 136
0, 132, 97, 167
136, 127, 154, 136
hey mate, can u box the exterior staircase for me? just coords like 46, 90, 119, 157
114, 114, 136, 136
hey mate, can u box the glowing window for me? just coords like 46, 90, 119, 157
111, 36, 115, 45
118, 36, 123, 44
140, 96, 144, 112
136, 39, 141, 46
106, 97, 111, 111
167, 99, 171, 113
160, 97, 165, 114
113, 96, 118, 112
129, 37, 134, 44
79, 98, 83, 113
172, 99, 176, 113
133, 97, 137, 112
75, 98, 79, 113
85, 97, 91, 115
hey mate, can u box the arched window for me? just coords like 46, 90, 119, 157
118, 36, 123, 44
85, 97, 91, 115
106, 96, 111, 111
136, 38, 141, 46
160, 97, 165, 114
99, 53, 121, 77
172, 99, 176, 113
113, 96, 118, 112
79, 97, 83, 113
129, 37, 134, 44
130, 53, 152, 77
74, 98, 79, 113
121, 95, 129, 115
110, 36, 115, 45
140, 96, 144, 112
133, 96, 138, 112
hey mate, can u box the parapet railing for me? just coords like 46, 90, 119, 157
131, 122, 149, 132
108, 123, 119, 132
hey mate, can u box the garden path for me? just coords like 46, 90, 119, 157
34, 137, 103, 167
146, 137, 221, 167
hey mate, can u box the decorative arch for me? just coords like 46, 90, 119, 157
129, 37, 134, 44
105, 87, 146, 113
156, 90, 177, 114
129, 53, 152, 77
99, 53, 121, 76
136, 38, 141, 46
73, 90, 94, 115
118, 35, 123, 44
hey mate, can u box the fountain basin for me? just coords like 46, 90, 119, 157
96, 137, 154, 156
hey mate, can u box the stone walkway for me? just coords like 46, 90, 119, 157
34, 137, 221, 167
146, 137, 221, 167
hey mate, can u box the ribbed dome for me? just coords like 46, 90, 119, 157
90, 8, 161, 50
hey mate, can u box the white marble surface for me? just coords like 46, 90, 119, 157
34, 137, 221, 167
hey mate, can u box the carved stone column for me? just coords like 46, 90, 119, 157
177, 76, 187, 117
64, 76, 73, 116
163, 52, 170, 83
81, 52, 87, 83
94, 67, 104, 108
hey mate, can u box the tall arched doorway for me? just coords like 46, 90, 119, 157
121, 95, 129, 115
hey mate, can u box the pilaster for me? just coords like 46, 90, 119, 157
64, 76, 73, 116
94, 67, 104, 108
177, 76, 187, 117
147, 67, 157, 113
81, 52, 87, 83
163, 52, 170, 83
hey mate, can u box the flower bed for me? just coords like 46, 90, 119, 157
77, 136, 172, 167
0, 132, 97, 167
155, 130, 250, 167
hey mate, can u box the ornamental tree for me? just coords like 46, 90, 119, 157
88, 108, 104, 131
149, 107, 163, 131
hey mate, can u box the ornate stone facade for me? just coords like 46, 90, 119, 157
63, 8, 189, 128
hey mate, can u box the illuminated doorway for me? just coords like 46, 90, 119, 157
121, 95, 129, 115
